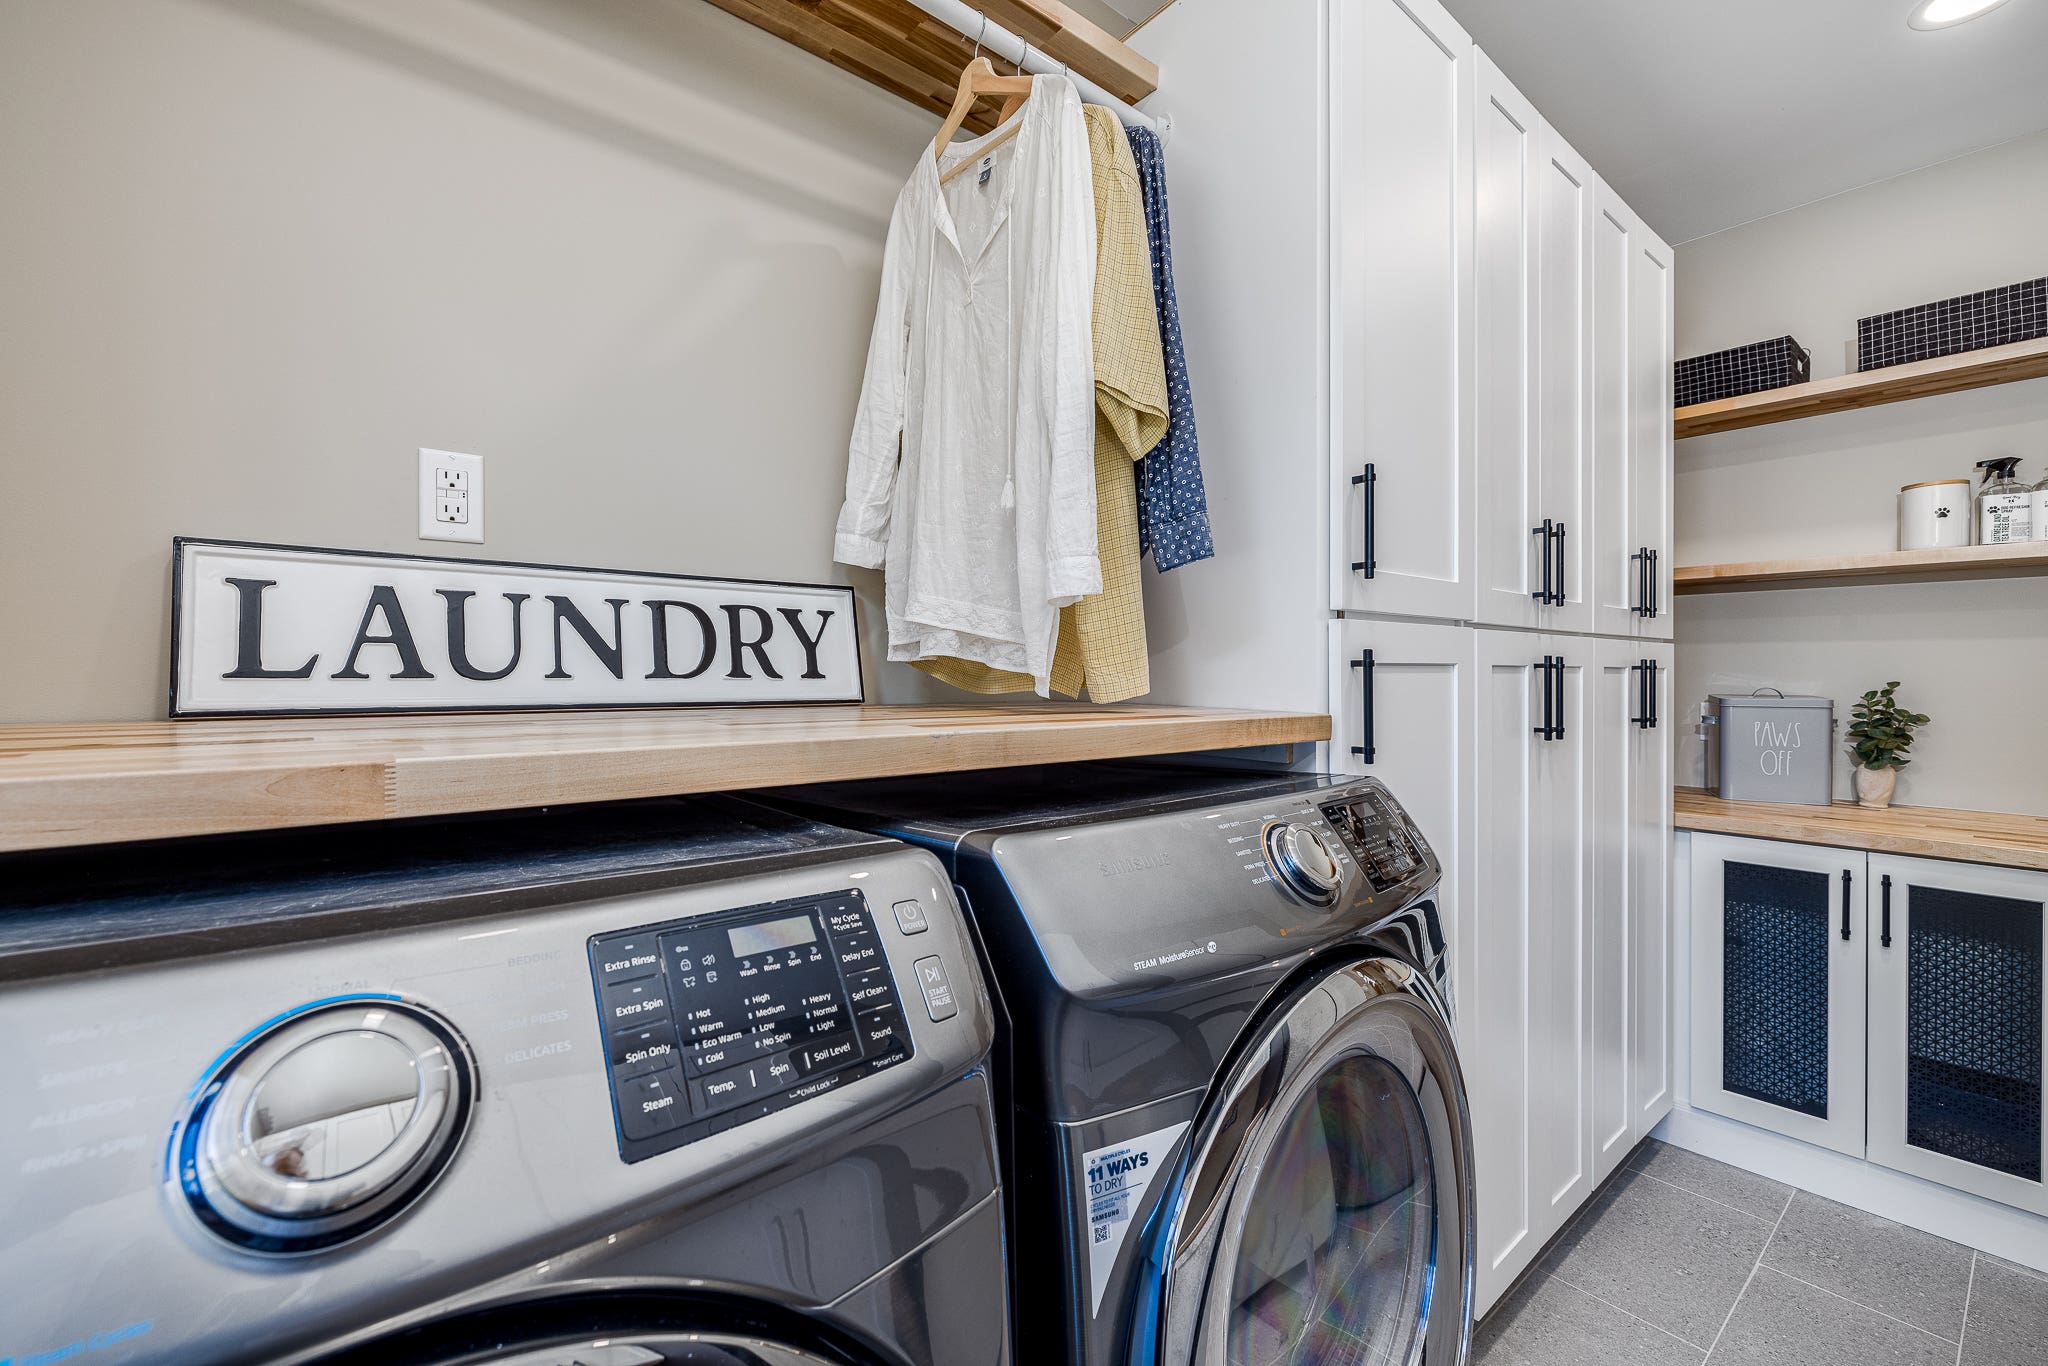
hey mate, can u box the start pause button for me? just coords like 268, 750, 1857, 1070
913, 955, 957, 1022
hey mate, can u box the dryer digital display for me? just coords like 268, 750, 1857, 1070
1319, 792, 1424, 892
589, 889, 911, 1162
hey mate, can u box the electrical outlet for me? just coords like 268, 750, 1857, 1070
419, 448, 484, 543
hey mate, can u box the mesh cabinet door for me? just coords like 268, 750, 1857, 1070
1690, 835, 1868, 1157
1868, 856, 2048, 1215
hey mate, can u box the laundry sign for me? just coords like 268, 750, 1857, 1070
170, 539, 862, 717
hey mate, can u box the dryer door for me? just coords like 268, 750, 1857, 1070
1149, 957, 1474, 1366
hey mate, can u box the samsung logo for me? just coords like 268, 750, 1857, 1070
1099, 851, 1172, 878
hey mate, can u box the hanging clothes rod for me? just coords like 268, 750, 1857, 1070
902, 0, 1171, 140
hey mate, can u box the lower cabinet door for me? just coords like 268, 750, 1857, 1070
1471, 629, 1588, 1313
1689, 834, 1868, 1157
1867, 854, 2048, 1215
1327, 619, 1475, 948
1629, 644, 1674, 1140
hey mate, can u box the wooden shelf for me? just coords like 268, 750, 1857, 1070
0, 705, 1326, 854
702, 0, 1157, 135
1673, 541, 2048, 594
1675, 789, 2048, 872
1673, 336, 2048, 440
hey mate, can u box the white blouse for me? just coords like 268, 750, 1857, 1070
834, 75, 1099, 697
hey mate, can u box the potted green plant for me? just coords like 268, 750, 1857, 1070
1845, 681, 1930, 809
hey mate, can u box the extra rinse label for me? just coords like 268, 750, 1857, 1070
1081, 1121, 1188, 1316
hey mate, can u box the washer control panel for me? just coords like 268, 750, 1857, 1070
588, 888, 912, 1163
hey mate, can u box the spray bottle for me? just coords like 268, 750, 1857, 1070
1976, 457, 2032, 545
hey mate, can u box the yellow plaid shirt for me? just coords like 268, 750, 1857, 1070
917, 104, 1169, 702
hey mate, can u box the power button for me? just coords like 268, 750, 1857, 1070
913, 956, 958, 1022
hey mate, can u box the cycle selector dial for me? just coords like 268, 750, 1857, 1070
1265, 822, 1342, 904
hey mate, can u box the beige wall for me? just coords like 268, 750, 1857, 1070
0, 0, 953, 721
1673, 131, 2048, 815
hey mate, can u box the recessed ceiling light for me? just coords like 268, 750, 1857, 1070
1908, 0, 2012, 29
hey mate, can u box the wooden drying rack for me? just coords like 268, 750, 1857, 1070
702, 0, 1159, 135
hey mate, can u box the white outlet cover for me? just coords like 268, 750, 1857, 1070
419, 448, 484, 543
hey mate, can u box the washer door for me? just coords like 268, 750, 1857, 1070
1152, 956, 1473, 1366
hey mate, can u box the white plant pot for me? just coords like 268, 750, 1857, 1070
1855, 765, 1898, 809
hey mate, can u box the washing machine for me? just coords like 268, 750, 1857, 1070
0, 797, 1008, 1366
762, 762, 1475, 1366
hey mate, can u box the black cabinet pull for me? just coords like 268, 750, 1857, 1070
1842, 869, 1853, 941
1632, 548, 1648, 617
1531, 520, 1554, 604
1647, 659, 1659, 729
1553, 522, 1568, 607
1881, 874, 1893, 948
1350, 464, 1376, 578
1532, 656, 1554, 739
1650, 548, 1660, 619
1631, 660, 1650, 729
1349, 650, 1376, 764
1553, 655, 1567, 741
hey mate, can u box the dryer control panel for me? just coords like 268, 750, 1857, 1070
589, 888, 912, 1162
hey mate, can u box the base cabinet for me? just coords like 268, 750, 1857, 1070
1868, 855, 2048, 1216
1689, 836, 2048, 1215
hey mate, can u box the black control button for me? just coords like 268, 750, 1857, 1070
690, 1058, 771, 1115
855, 1005, 910, 1058
610, 1019, 681, 1076
798, 1032, 861, 1076
600, 977, 671, 1033
843, 966, 896, 1012
617, 1066, 687, 1141
891, 899, 931, 935
913, 956, 958, 1022
824, 904, 870, 939
781, 1068, 850, 1106
594, 936, 663, 988
833, 935, 885, 974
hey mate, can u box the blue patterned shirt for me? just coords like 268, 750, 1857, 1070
1124, 125, 1215, 571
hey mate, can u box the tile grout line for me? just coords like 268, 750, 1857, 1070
1622, 1166, 1780, 1227
1956, 1252, 1975, 1366
1536, 1268, 1716, 1356
1752, 1264, 1961, 1346
1702, 1185, 1793, 1362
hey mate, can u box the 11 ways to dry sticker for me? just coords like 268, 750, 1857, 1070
1082, 1121, 1188, 1316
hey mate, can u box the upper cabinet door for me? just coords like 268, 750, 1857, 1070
1472, 56, 1540, 629
1329, 0, 1475, 621
1533, 122, 1594, 634
1629, 219, 1675, 640
1590, 181, 1638, 638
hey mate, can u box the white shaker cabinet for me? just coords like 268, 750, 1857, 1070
1589, 184, 1676, 640
1327, 617, 1476, 942
1472, 55, 1542, 630
1471, 629, 1590, 1308
1473, 59, 1595, 635
1328, 0, 1477, 622
1591, 640, 1675, 1186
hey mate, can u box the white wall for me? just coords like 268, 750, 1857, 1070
1132, 0, 1331, 716
1673, 131, 2048, 815
0, 0, 950, 721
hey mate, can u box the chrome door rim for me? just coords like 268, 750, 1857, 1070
1153, 956, 1475, 1366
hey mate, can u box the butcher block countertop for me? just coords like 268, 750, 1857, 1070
0, 705, 1329, 853
1674, 788, 2048, 872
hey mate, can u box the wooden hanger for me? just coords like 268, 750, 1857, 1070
933, 53, 1034, 187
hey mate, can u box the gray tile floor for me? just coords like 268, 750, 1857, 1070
1472, 1139, 2048, 1366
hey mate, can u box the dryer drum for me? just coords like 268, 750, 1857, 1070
1147, 958, 1475, 1366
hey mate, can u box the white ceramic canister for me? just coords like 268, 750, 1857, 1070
1898, 479, 1973, 551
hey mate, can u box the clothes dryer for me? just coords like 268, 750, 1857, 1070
762, 762, 1475, 1366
